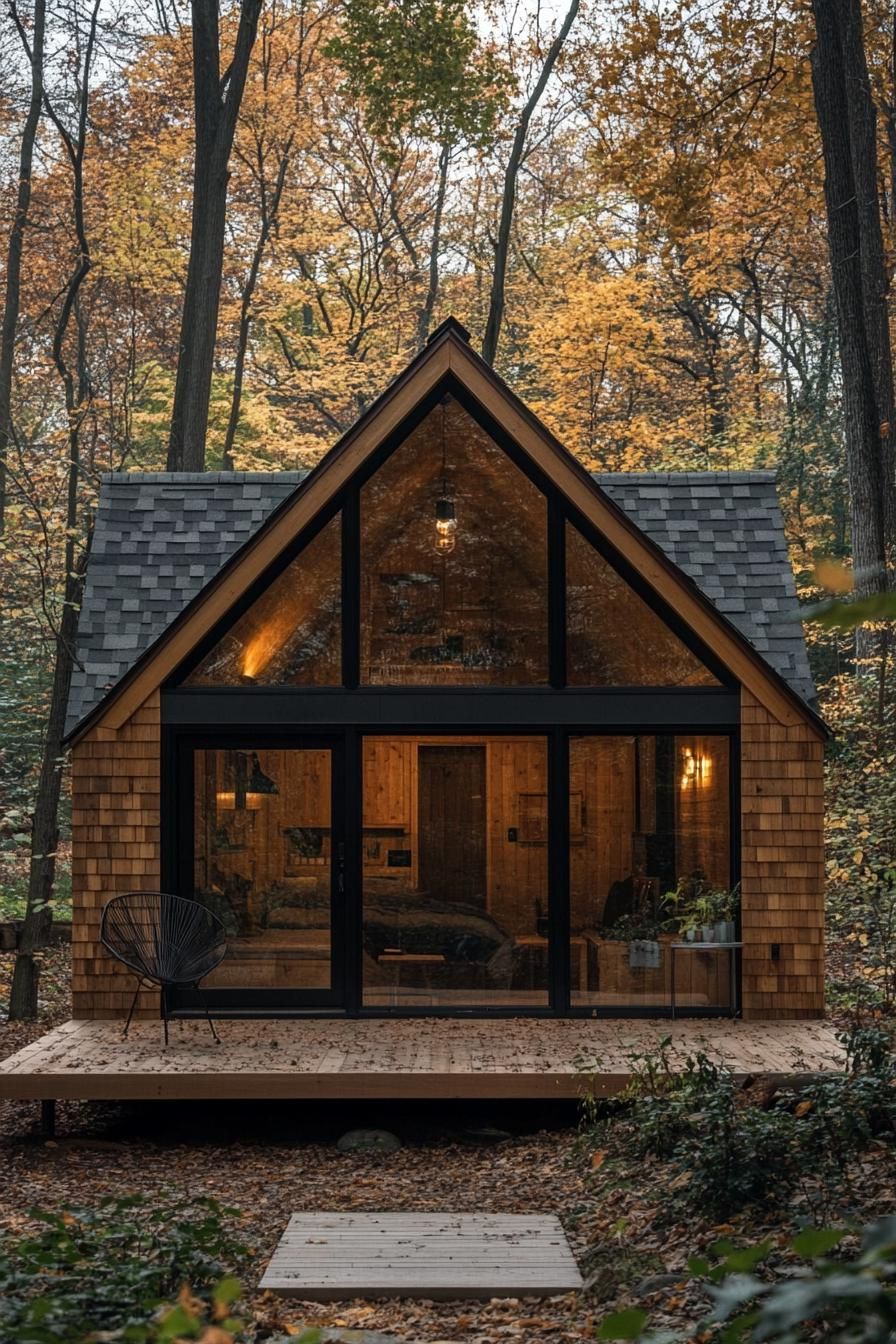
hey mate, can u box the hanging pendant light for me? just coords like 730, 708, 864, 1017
433, 398, 457, 554
246, 752, 279, 803
216, 750, 278, 811
434, 496, 457, 553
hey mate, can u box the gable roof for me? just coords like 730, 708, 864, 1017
67, 465, 816, 739
65, 320, 822, 741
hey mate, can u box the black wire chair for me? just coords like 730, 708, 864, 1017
100, 892, 227, 1045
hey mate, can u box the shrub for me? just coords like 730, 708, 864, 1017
586, 1027, 896, 1221
599, 1218, 896, 1343
0, 1194, 248, 1343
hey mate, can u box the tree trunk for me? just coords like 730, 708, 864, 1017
8, 0, 99, 1021
0, 0, 46, 537
481, 0, 580, 367
168, 0, 263, 472
222, 136, 293, 469
417, 142, 450, 350
7, 582, 81, 1018
811, 0, 896, 663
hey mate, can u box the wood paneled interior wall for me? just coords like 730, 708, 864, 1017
197, 748, 333, 891
361, 736, 548, 933
569, 737, 636, 931
71, 692, 162, 1019
675, 734, 730, 888
740, 689, 825, 1019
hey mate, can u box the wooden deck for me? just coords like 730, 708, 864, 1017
259, 1213, 583, 1300
0, 1017, 845, 1103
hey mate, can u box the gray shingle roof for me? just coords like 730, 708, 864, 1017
596, 472, 816, 709
66, 469, 815, 737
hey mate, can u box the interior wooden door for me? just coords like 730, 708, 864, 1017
418, 746, 486, 906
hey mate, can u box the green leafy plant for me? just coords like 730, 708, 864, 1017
0, 1195, 248, 1343
585, 1029, 896, 1221
599, 1218, 896, 1343
661, 878, 739, 939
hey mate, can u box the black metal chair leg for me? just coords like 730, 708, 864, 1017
162, 991, 169, 1048
195, 984, 220, 1044
123, 979, 143, 1037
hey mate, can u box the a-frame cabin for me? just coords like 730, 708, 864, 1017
64, 318, 825, 1023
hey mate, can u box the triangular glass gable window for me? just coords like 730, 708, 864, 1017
566, 521, 719, 686
360, 396, 549, 685
185, 511, 341, 685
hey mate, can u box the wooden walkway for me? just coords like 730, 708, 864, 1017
0, 1017, 844, 1103
259, 1213, 583, 1300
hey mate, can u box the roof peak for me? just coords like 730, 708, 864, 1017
426, 315, 471, 345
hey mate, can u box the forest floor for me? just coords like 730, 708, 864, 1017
1, 945, 893, 1344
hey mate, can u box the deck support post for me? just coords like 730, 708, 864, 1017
40, 1099, 56, 1139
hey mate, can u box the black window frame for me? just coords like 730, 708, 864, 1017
162, 375, 742, 1019
172, 374, 734, 693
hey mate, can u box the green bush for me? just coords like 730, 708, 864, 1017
0, 1194, 248, 1343
586, 1028, 896, 1221
599, 1218, 896, 1343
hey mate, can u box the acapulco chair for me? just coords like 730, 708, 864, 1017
100, 892, 227, 1044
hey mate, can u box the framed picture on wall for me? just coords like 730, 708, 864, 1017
283, 826, 328, 872
518, 792, 585, 843
518, 793, 547, 844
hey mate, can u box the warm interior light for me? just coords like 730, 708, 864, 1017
680, 747, 711, 789
215, 789, 261, 811
434, 497, 457, 554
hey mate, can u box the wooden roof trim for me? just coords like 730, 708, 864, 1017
444, 344, 822, 735
71, 323, 822, 742
84, 341, 450, 736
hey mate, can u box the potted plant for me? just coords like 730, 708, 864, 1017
712, 883, 739, 943
693, 892, 715, 943
661, 880, 701, 942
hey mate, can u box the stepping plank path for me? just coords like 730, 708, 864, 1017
259, 1213, 583, 1300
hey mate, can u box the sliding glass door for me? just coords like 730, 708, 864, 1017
168, 727, 736, 1016
172, 738, 345, 1011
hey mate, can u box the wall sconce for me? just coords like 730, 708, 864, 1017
680, 746, 711, 789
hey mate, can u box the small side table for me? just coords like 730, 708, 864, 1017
669, 941, 742, 1019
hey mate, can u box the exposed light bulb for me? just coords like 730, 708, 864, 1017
434, 497, 457, 554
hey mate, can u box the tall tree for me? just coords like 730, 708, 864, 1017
810, 0, 896, 631
481, 0, 580, 367
0, 0, 46, 536
328, 0, 508, 350
167, 0, 263, 471
8, 0, 101, 1020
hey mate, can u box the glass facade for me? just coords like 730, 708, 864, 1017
361, 736, 549, 1008
192, 747, 333, 991
175, 396, 740, 1016
566, 522, 718, 686
360, 399, 549, 684
570, 735, 732, 1009
186, 514, 342, 686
